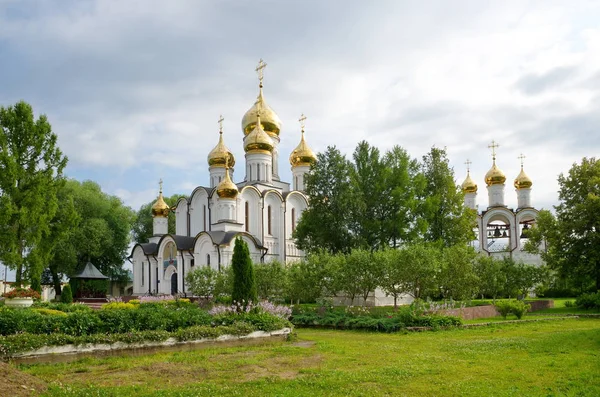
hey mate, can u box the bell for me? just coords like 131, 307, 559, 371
520, 224, 529, 239
502, 230, 507, 238
494, 226, 502, 238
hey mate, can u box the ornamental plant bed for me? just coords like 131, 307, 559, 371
0, 298, 292, 358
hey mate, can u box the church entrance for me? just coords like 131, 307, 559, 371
170, 272, 178, 296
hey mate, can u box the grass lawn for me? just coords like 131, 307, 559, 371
13, 317, 600, 397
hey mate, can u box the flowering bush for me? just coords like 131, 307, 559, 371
2, 287, 41, 300
209, 300, 292, 319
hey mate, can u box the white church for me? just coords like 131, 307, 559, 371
460, 141, 543, 266
130, 60, 315, 296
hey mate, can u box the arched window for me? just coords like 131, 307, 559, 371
257, 164, 261, 181
267, 205, 272, 235
203, 205, 207, 231
141, 262, 145, 286
245, 201, 249, 232
206, 254, 211, 267
291, 208, 296, 233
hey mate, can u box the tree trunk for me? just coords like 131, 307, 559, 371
50, 268, 62, 296
394, 295, 398, 311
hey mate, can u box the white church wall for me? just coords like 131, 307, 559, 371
240, 186, 262, 237
190, 189, 209, 236
175, 198, 188, 236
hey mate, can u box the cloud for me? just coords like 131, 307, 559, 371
515, 66, 579, 95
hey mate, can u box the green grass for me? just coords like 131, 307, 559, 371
14, 317, 600, 396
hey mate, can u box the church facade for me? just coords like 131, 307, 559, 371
130, 60, 316, 296
460, 141, 543, 266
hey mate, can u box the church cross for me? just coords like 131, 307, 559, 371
465, 159, 472, 173
518, 153, 526, 168
299, 113, 307, 132
159, 178, 163, 194
256, 59, 267, 86
488, 140, 499, 159
218, 115, 224, 133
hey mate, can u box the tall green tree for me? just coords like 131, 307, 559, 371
419, 147, 475, 246
254, 260, 287, 301
294, 146, 359, 254
231, 238, 257, 304
525, 157, 600, 290
0, 101, 68, 286
44, 180, 134, 294
438, 245, 478, 300
473, 255, 506, 301
334, 249, 383, 306
383, 146, 422, 247
131, 193, 187, 242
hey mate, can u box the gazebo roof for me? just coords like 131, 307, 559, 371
71, 262, 109, 280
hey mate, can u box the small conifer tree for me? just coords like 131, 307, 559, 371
231, 237, 257, 305
61, 284, 73, 304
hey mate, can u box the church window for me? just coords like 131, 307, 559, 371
245, 201, 249, 232
141, 262, 145, 286
191, 258, 195, 267
267, 205, 272, 235
203, 205, 207, 231
257, 164, 261, 181
291, 208, 296, 232
206, 254, 211, 267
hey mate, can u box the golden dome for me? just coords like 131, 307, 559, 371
216, 168, 238, 199
461, 172, 478, 193
242, 59, 281, 137
514, 167, 532, 189
207, 129, 235, 168
244, 113, 273, 154
485, 160, 506, 186
289, 128, 317, 167
151, 181, 170, 218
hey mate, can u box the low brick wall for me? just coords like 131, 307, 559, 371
436, 300, 554, 320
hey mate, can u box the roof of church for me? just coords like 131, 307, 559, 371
138, 243, 158, 255
71, 262, 109, 280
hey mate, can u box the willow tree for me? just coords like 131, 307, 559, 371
0, 101, 68, 287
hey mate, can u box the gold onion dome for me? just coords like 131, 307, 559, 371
244, 113, 273, 154
216, 168, 238, 199
461, 172, 478, 193
207, 118, 235, 168
514, 167, 533, 189
241, 59, 282, 137
151, 181, 170, 218
485, 160, 506, 186
289, 115, 317, 167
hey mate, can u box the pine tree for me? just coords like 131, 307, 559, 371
231, 237, 257, 305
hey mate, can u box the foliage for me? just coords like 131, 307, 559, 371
575, 292, 600, 310
255, 260, 287, 301
0, 101, 68, 287
294, 146, 359, 254
61, 284, 73, 304
335, 249, 383, 305
131, 193, 187, 243
494, 300, 531, 319
438, 244, 478, 300
185, 266, 217, 299
473, 255, 506, 301
44, 180, 135, 295
525, 157, 600, 290
231, 238, 257, 305
418, 147, 476, 246
1, 287, 41, 299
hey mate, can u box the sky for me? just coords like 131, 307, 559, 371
1, 0, 599, 215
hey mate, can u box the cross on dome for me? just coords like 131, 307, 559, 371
518, 153, 526, 168
299, 113, 307, 132
218, 115, 224, 133
159, 178, 163, 193
465, 159, 472, 173
256, 59, 267, 86
488, 140, 499, 160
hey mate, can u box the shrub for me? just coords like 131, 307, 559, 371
575, 292, 600, 310
101, 302, 137, 310
2, 287, 41, 299
61, 285, 73, 304
494, 300, 531, 319
564, 300, 575, 308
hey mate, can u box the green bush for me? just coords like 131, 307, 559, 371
61, 285, 73, 304
575, 292, 600, 310
564, 300, 575, 308
494, 300, 531, 319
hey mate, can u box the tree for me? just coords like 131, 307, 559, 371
525, 157, 600, 290
438, 245, 478, 300
185, 266, 217, 300
285, 252, 337, 304
44, 180, 134, 294
383, 146, 422, 247
395, 243, 441, 300
254, 260, 287, 301
473, 255, 506, 302
231, 238, 257, 304
294, 146, 360, 254
334, 249, 383, 306
418, 147, 475, 246
0, 101, 68, 286
131, 193, 187, 243
377, 249, 407, 309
